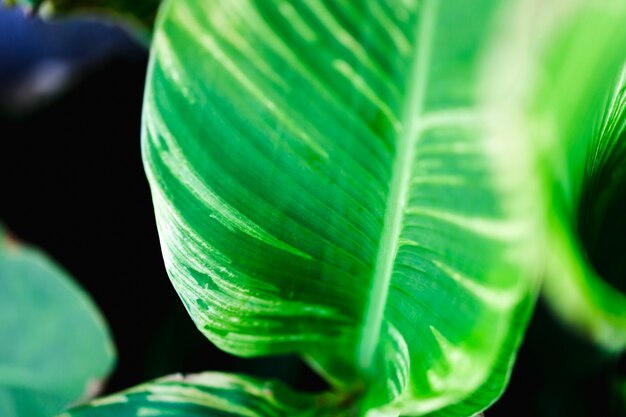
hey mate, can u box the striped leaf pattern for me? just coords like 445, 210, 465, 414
142, 0, 539, 415
60, 373, 332, 417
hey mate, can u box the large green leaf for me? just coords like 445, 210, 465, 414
60, 372, 337, 417
142, 0, 541, 415
0, 226, 116, 417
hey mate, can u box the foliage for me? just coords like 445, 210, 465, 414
59, 373, 335, 417
516, 1, 626, 350
140, 0, 541, 415
4, 0, 158, 36
1, 0, 625, 416
0, 226, 115, 417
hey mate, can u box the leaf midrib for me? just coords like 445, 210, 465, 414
357, 0, 438, 371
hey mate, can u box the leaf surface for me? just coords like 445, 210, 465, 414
0, 227, 116, 417
142, 0, 539, 414
60, 372, 333, 417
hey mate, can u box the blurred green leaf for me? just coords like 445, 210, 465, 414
520, 2, 626, 351
60, 372, 337, 417
142, 0, 542, 415
0, 226, 116, 417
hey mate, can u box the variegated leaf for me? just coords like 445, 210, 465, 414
142, 1, 542, 415
60, 372, 337, 417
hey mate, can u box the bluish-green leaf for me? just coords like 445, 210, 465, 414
60, 372, 337, 417
0, 227, 116, 417
142, 0, 542, 415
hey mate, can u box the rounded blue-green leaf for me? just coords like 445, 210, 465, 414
0, 228, 116, 417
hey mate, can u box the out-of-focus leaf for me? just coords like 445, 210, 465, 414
59, 372, 338, 417
3, 0, 160, 33
142, 0, 542, 415
0, 226, 116, 417
0, 6, 145, 115
520, 1, 626, 351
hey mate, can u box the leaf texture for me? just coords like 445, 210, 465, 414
60, 372, 333, 417
142, 0, 539, 414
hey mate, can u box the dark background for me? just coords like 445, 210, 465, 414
0, 8, 624, 417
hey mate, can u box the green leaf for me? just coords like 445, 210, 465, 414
142, 0, 540, 415
550, 64, 626, 351
508, 1, 626, 351
59, 372, 337, 417
0, 227, 116, 417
